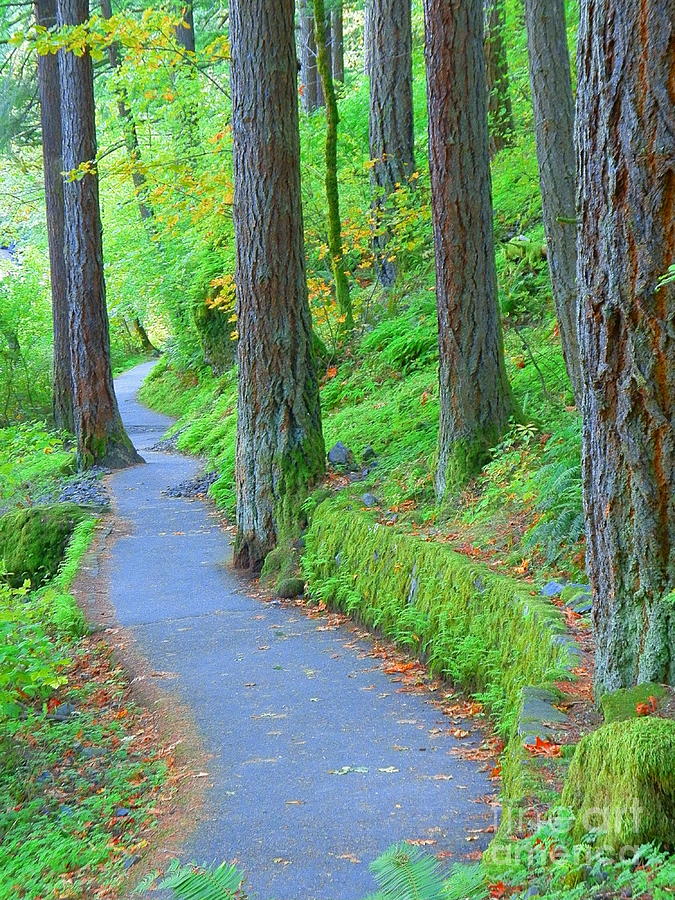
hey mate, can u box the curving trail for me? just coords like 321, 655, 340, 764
107, 361, 492, 900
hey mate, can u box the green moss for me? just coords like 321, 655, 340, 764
437, 429, 501, 498
0, 505, 87, 589
561, 717, 675, 850
600, 683, 668, 723
276, 577, 306, 599
302, 499, 572, 732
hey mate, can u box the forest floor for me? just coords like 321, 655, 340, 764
99, 361, 499, 900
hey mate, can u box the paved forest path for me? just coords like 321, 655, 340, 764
107, 361, 491, 900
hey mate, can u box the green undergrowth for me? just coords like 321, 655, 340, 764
0, 422, 74, 507
0, 519, 167, 899
140, 301, 583, 579
301, 499, 573, 736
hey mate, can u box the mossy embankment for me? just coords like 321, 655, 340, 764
0, 503, 88, 588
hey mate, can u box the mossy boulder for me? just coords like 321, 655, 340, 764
276, 577, 305, 599
561, 717, 675, 851
600, 682, 668, 723
0, 504, 88, 588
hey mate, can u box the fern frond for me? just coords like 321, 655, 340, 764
369, 843, 445, 900
140, 859, 245, 900
443, 862, 488, 900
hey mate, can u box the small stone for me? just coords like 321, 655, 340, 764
570, 597, 592, 615
327, 441, 354, 467
59, 805, 74, 816
541, 581, 566, 597
115, 807, 131, 817
36, 771, 53, 783
276, 577, 305, 599
82, 746, 108, 759
361, 493, 379, 508
362, 446, 376, 462
49, 702, 77, 722
123, 854, 141, 870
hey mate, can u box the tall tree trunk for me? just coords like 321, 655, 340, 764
369, 0, 414, 287
100, 0, 152, 223
100, 0, 160, 357
483, 0, 514, 153
424, 0, 512, 498
524, 0, 582, 405
576, 0, 674, 691
330, 1, 344, 81
35, 0, 73, 431
57, 0, 141, 469
174, 0, 195, 52
230, 0, 325, 571
172, 0, 200, 155
313, 0, 352, 330
299, 0, 323, 111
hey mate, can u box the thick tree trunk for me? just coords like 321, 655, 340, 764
35, 0, 73, 431
57, 0, 141, 469
330, 2, 344, 81
230, 0, 325, 571
369, 0, 414, 286
424, 0, 512, 498
299, 0, 323, 111
524, 0, 581, 405
576, 0, 675, 691
483, 0, 514, 154
313, 0, 352, 330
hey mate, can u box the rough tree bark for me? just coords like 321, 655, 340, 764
313, 0, 353, 330
174, 0, 195, 52
576, 0, 675, 691
57, 0, 141, 468
483, 0, 514, 153
368, 0, 414, 286
524, 0, 582, 405
299, 0, 323, 112
35, 0, 73, 431
230, 0, 325, 570
330, 1, 344, 81
424, 0, 512, 498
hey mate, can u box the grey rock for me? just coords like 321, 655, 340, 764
48, 702, 77, 722
520, 696, 568, 725
541, 581, 566, 597
36, 771, 53, 783
361, 493, 379, 508
82, 746, 108, 759
123, 854, 141, 870
362, 446, 376, 462
569, 597, 592, 615
115, 807, 131, 817
164, 470, 218, 499
327, 441, 354, 467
